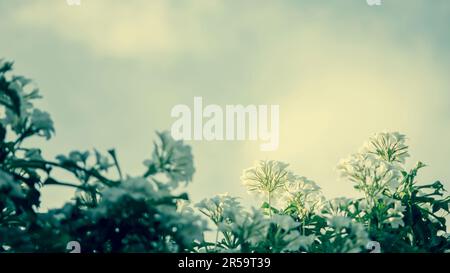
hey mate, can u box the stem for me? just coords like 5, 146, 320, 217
108, 149, 123, 181
10, 159, 119, 187
143, 163, 158, 178
268, 193, 272, 218
214, 229, 219, 251
302, 218, 306, 236
44, 178, 89, 191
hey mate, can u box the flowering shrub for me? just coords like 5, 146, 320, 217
0, 60, 205, 252
1, 60, 449, 253
197, 133, 450, 253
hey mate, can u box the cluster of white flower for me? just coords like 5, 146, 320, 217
148, 131, 417, 253
195, 193, 319, 252
321, 216, 370, 253
196, 194, 264, 252
321, 197, 364, 219
222, 208, 269, 248
283, 176, 325, 217
241, 160, 324, 217
337, 132, 408, 199
271, 214, 300, 231
100, 177, 161, 204
143, 131, 195, 187
195, 193, 242, 225
241, 160, 296, 205
381, 196, 406, 229
30, 109, 55, 140
283, 233, 317, 252
335, 132, 410, 229
90, 176, 206, 250
270, 214, 317, 252
0, 63, 54, 141
158, 201, 207, 249
361, 132, 409, 163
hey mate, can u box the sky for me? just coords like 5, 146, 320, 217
0, 0, 450, 209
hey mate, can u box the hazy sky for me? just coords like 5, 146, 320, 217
1, 0, 450, 209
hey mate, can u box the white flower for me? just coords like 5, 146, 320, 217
241, 160, 296, 205
382, 198, 405, 228
322, 197, 357, 218
283, 232, 316, 252
385, 217, 404, 229
419, 202, 433, 212
327, 216, 352, 229
325, 216, 370, 253
176, 199, 194, 214
337, 132, 410, 202
144, 131, 195, 187
271, 214, 300, 231
337, 153, 402, 196
389, 199, 406, 215
285, 176, 321, 195
283, 176, 325, 216
30, 109, 54, 139
437, 230, 449, 238
100, 176, 159, 204
361, 131, 409, 164
228, 208, 269, 245
195, 193, 242, 225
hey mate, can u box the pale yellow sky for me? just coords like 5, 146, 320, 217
0, 0, 449, 209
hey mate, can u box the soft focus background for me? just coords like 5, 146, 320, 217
0, 0, 449, 209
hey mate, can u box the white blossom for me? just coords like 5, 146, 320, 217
361, 131, 409, 163
241, 160, 296, 206
283, 233, 316, 252
100, 176, 160, 204
283, 176, 325, 216
144, 131, 195, 187
325, 216, 370, 253
337, 153, 402, 196
271, 214, 300, 231
30, 109, 54, 139
195, 193, 242, 225
383, 197, 405, 228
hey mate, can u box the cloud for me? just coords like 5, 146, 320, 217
10, 0, 335, 60
12, 0, 224, 58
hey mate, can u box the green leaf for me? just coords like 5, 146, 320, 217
0, 123, 6, 142
432, 200, 450, 213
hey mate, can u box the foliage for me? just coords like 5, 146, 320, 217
1, 60, 449, 253
0, 60, 205, 252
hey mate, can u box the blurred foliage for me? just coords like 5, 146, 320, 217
0, 60, 204, 253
